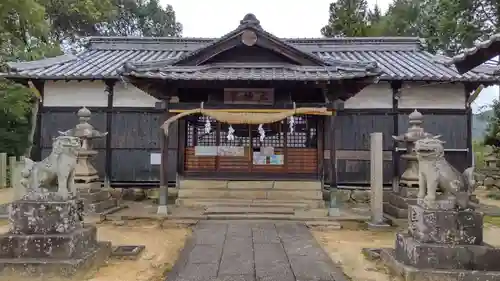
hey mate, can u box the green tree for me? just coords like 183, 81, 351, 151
321, 0, 371, 37
96, 0, 182, 37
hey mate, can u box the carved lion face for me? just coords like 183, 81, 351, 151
414, 136, 445, 159
53, 136, 81, 155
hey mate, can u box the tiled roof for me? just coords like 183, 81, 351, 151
123, 63, 381, 81
448, 33, 500, 74
4, 35, 500, 82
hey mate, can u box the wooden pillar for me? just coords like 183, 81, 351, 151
158, 99, 170, 215
328, 102, 339, 216
464, 86, 473, 166
31, 80, 44, 161
391, 81, 402, 192
104, 80, 115, 186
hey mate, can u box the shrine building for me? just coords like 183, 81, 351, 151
3, 14, 499, 188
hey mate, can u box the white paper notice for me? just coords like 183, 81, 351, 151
150, 153, 161, 165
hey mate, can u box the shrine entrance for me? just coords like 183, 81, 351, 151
183, 115, 319, 179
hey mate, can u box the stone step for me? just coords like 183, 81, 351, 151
383, 202, 408, 219
177, 188, 323, 201
176, 198, 325, 209
179, 180, 322, 190
387, 193, 417, 209
204, 206, 295, 215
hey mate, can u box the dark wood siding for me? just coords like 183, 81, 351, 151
40, 107, 468, 186
324, 110, 469, 186
41, 107, 178, 185
41, 110, 107, 178
331, 114, 394, 185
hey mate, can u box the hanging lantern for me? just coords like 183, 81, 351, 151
288, 116, 295, 133
258, 124, 265, 142
227, 125, 235, 141
204, 117, 211, 134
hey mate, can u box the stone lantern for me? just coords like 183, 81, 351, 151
383, 109, 434, 219
59, 107, 122, 214
59, 107, 107, 189
392, 109, 434, 188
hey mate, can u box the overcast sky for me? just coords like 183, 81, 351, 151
162, 0, 497, 112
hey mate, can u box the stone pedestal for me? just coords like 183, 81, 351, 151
74, 150, 100, 184
379, 203, 500, 280
383, 186, 418, 219
77, 184, 122, 215
0, 192, 111, 279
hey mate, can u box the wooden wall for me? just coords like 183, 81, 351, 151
40, 107, 178, 184
324, 111, 469, 186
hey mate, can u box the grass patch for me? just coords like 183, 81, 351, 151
0, 219, 8, 226
487, 191, 500, 200
484, 216, 500, 226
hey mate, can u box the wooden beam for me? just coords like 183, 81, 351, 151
104, 80, 116, 184
391, 81, 402, 186
30, 80, 45, 161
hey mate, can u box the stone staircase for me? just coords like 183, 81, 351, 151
176, 180, 325, 218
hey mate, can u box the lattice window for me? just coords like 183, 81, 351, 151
219, 124, 251, 147
187, 115, 318, 148
287, 116, 317, 148
251, 122, 284, 148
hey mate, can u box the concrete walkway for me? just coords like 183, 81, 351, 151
166, 221, 347, 281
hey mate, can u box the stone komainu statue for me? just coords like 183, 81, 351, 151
20, 136, 81, 199
414, 136, 475, 209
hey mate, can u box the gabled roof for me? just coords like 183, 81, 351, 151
3, 16, 500, 83
448, 34, 500, 74
168, 13, 327, 67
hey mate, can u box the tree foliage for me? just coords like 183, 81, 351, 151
0, 0, 182, 156
321, 0, 495, 56
96, 0, 182, 37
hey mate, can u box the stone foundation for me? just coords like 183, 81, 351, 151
383, 186, 418, 219
77, 183, 123, 215
0, 193, 111, 279
376, 203, 500, 281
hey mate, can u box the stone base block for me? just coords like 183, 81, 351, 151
408, 204, 483, 245
394, 233, 500, 270
383, 192, 418, 219
388, 192, 418, 209
383, 202, 408, 219
86, 199, 118, 214
0, 241, 111, 280
9, 199, 82, 234
78, 189, 123, 215
75, 182, 101, 193
0, 226, 97, 259
380, 248, 500, 281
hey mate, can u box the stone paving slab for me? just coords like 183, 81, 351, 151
166, 221, 348, 281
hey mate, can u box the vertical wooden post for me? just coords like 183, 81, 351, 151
465, 86, 473, 166
391, 81, 402, 193
31, 80, 44, 161
0, 153, 7, 188
104, 80, 115, 187
328, 103, 339, 216
157, 100, 170, 215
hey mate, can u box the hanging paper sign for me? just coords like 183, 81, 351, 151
217, 146, 245, 157
150, 153, 161, 165
260, 147, 274, 157
269, 155, 284, 165
195, 146, 218, 156
253, 152, 267, 165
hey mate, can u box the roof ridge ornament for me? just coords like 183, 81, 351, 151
239, 13, 262, 29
